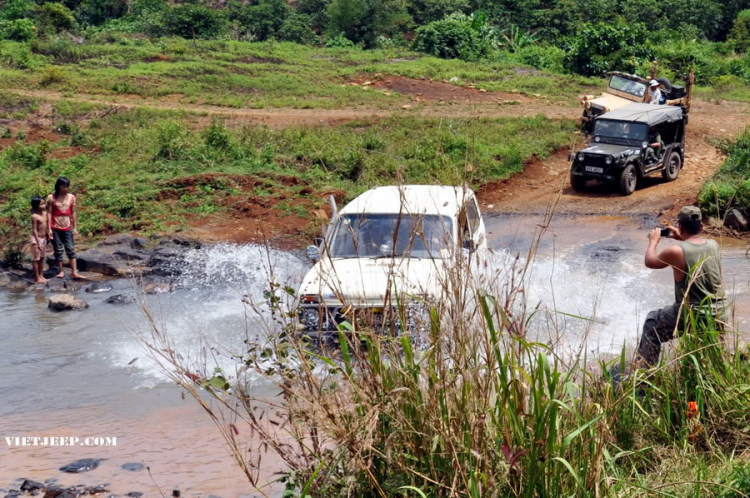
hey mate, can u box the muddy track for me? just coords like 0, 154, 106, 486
10, 86, 750, 221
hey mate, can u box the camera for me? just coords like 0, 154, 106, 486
660, 227, 671, 237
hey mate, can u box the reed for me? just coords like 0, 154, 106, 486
135, 202, 750, 498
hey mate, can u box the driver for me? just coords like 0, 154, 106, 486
645, 131, 663, 164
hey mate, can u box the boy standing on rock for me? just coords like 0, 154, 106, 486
30, 195, 49, 283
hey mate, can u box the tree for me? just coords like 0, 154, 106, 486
408, 0, 469, 24
564, 19, 652, 76
298, 0, 332, 32
38, 3, 77, 32
76, 0, 129, 25
228, 0, 291, 41
327, 0, 409, 47
278, 13, 317, 44
730, 9, 750, 52
162, 4, 227, 39
413, 12, 499, 60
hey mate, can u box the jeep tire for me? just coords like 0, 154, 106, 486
619, 164, 637, 195
570, 172, 587, 192
662, 151, 681, 181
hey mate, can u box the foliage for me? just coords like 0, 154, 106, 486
408, 0, 469, 24
227, 0, 291, 42
699, 127, 750, 217
162, 4, 227, 39
76, 0, 129, 26
0, 19, 37, 42
413, 12, 500, 61
277, 13, 317, 44
0, 0, 35, 22
730, 9, 750, 53
563, 19, 652, 76
38, 3, 78, 33
327, 0, 410, 47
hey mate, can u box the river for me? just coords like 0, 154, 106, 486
1, 215, 748, 497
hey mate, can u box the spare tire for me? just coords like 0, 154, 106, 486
656, 77, 672, 93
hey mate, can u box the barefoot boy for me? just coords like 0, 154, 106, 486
30, 195, 48, 283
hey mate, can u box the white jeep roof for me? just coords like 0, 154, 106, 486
338, 185, 475, 217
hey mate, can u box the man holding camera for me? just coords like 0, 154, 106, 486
636, 206, 728, 367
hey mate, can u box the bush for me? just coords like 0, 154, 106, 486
323, 33, 357, 48
699, 128, 750, 217
228, 0, 291, 41
38, 3, 78, 33
511, 43, 565, 72
0, 18, 37, 42
413, 12, 499, 61
0, 0, 35, 22
730, 9, 750, 53
327, 0, 410, 47
76, 0, 129, 26
162, 4, 227, 39
408, 0, 469, 24
39, 66, 67, 86
3, 142, 47, 170
564, 19, 652, 76
277, 13, 317, 44
154, 120, 190, 160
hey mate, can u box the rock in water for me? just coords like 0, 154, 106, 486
107, 294, 136, 305
125, 492, 143, 498
725, 208, 749, 231
49, 294, 89, 311
121, 462, 145, 472
58, 458, 100, 473
143, 283, 171, 294
85, 283, 113, 294
20, 480, 45, 492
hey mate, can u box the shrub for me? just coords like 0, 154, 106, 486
564, 19, 652, 76
0, 0, 35, 22
323, 33, 356, 48
154, 120, 190, 160
203, 119, 232, 151
699, 128, 750, 217
228, 0, 291, 41
0, 18, 37, 42
730, 9, 750, 53
76, 0, 129, 26
327, 0, 410, 47
39, 66, 67, 86
37, 3, 78, 33
413, 12, 499, 61
3, 142, 47, 170
511, 43, 565, 72
408, 0, 469, 24
162, 4, 227, 39
277, 13, 317, 44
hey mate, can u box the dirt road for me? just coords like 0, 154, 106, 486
9, 80, 750, 224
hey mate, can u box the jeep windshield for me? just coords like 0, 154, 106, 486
593, 120, 648, 141
608, 75, 646, 98
329, 213, 454, 259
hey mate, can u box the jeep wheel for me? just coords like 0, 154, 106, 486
662, 151, 681, 181
570, 173, 587, 192
618, 165, 637, 195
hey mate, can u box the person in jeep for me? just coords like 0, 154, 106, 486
648, 79, 663, 105
636, 206, 728, 367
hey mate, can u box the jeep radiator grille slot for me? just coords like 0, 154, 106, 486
583, 155, 608, 167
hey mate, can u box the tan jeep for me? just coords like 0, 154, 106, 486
581, 70, 693, 131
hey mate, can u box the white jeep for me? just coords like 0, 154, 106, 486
297, 185, 487, 335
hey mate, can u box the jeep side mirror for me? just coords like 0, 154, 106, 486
314, 237, 324, 247
305, 245, 320, 262
463, 239, 476, 251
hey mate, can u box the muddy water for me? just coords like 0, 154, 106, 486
1, 215, 748, 496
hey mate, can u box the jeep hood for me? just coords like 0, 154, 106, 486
582, 143, 633, 155
298, 257, 448, 305
590, 93, 637, 112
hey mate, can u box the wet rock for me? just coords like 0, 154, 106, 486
112, 248, 147, 261
125, 492, 143, 498
725, 208, 749, 231
121, 463, 145, 472
4, 491, 21, 498
172, 489, 180, 498
101, 234, 136, 246
58, 458, 100, 473
43, 487, 65, 498
49, 294, 89, 311
143, 283, 171, 294
76, 249, 121, 276
84, 485, 108, 495
131, 237, 148, 249
20, 480, 45, 492
147, 246, 184, 276
86, 283, 113, 294
106, 294, 136, 305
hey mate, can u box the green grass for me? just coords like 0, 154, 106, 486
0, 38, 603, 110
0, 104, 576, 243
699, 127, 750, 217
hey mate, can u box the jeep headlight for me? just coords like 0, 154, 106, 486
300, 307, 321, 328
577, 153, 585, 162
605, 156, 613, 165
642, 141, 648, 148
